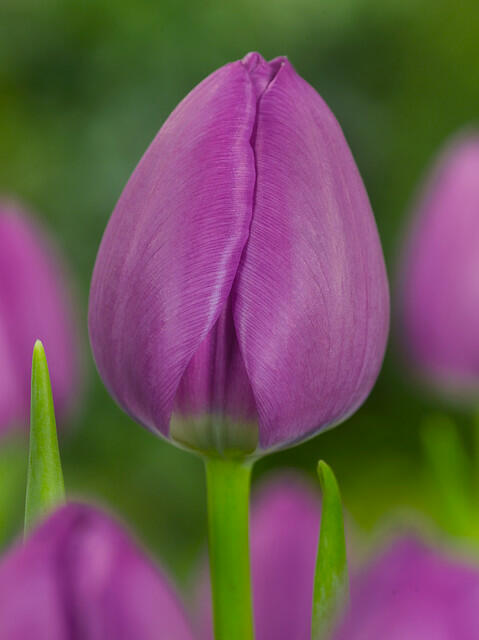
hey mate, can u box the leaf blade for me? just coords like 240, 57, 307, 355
312, 460, 349, 640
24, 340, 65, 535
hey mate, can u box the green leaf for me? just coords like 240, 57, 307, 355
24, 340, 65, 535
311, 460, 349, 640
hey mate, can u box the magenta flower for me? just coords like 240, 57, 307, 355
0, 202, 78, 434
89, 52, 389, 456
196, 493, 479, 640
0, 503, 194, 639
196, 474, 321, 640
401, 134, 479, 396
8, 489, 476, 639
333, 537, 479, 639
196, 480, 479, 640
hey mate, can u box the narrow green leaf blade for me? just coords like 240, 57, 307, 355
24, 340, 65, 535
311, 460, 349, 640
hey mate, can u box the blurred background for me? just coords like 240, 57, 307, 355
1, 0, 478, 588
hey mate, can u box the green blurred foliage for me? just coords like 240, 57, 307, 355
1, 0, 478, 584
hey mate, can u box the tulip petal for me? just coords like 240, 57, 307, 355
0, 205, 78, 431
333, 538, 479, 640
251, 475, 321, 640
0, 314, 22, 430
0, 504, 194, 639
233, 58, 389, 449
401, 136, 479, 394
89, 61, 259, 437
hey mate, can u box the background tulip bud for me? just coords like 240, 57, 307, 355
196, 474, 322, 640
0, 202, 79, 434
333, 537, 479, 639
89, 52, 389, 456
400, 135, 479, 397
0, 503, 194, 639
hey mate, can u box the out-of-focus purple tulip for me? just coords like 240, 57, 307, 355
89, 51, 389, 456
196, 480, 479, 640
0, 202, 78, 434
401, 135, 479, 396
196, 474, 322, 640
333, 537, 479, 640
0, 503, 194, 640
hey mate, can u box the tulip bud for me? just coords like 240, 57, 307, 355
400, 135, 479, 397
0, 202, 79, 434
0, 503, 194, 639
196, 474, 322, 640
89, 52, 389, 456
251, 477, 322, 640
333, 537, 479, 639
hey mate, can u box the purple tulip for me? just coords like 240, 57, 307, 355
196, 484, 479, 640
0, 503, 194, 639
0, 201, 78, 434
401, 134, 479, 396
196, 473, 322, 640
89, 52, 389, 455
333, 537, 479, 640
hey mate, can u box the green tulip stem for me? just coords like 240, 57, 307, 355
474, 411, 479, 499
24, 340, 65, 535
312, 460, 349, 640
422, 414, 473, 538
204, 457, 254, 640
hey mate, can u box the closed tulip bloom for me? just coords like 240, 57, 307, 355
196, 474, 322, 640
333, 538, 479, 640
89, 52, 389, 456
401, 135, 479, 396
0, 503, 194, 640
0, 202, 78, 433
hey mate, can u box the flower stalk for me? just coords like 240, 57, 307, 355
205, 457, 254, 640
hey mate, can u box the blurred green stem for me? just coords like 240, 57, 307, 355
0, 435, 26, 547
474, 411, 479, 499
205, 457, 254, 640
312, 461, 349, 640
422, 414, 472, 539
24, 340, 65, 535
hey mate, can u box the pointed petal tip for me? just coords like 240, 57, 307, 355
241, 51, 265, 69
241, 51, 288, 69
240, 52, 288, 98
